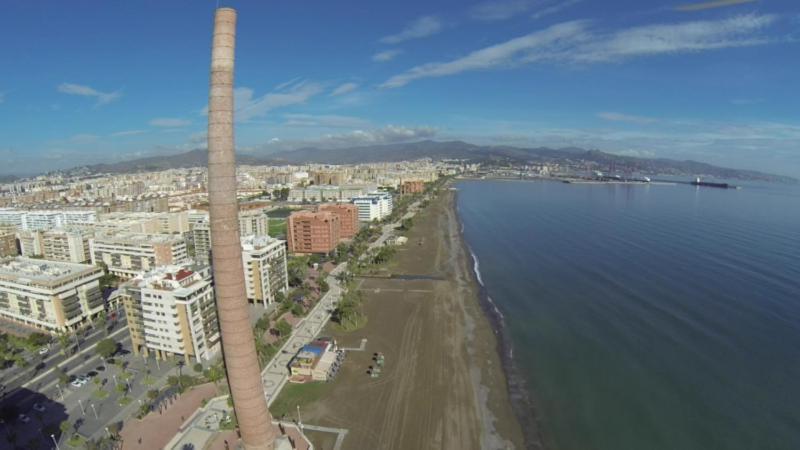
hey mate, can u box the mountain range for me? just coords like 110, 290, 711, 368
57, 140, 796, 183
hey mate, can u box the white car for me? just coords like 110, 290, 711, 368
70, 378, 87, 388
38, 347, 48, 356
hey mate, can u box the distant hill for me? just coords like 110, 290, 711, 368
58, 140, 796, 184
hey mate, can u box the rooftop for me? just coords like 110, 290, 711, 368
92, 232, 185, 245
0, 257, 101, 285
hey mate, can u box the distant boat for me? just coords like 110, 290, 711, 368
691, 177, 736, 189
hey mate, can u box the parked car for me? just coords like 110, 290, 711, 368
38, 347, 49, 356
70, 378, 87, 388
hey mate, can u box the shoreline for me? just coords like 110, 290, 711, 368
453, 186, 546, 450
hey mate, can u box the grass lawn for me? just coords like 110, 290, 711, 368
268, 381, 335, 418
93, 389, 109, 400
269, 218, 287, 237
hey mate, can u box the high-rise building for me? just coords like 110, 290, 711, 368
287, 211, 340, 254
400, 180, 425, 195
0, 257, 104, 333
16, 230, 44, 257
42, 229, 91, 263
0, 209, 96, 231
241, 235, 288, 307
89, 233, 189, 279
0, 232, 17, 258
190, 209, 270, 264
319, 203, 359, 239
120, 264, 219, 363
352, 192, 393, 222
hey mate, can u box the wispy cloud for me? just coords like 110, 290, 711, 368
531, 0, 583, 20
262, 125, 438, 151
470, 0, 535, 21
676, 0, 757, 12
373, 49, 403, 62
598, 112, 659, 125
235, 80, 324, 122
283, 114, 370, 129
383, 14, 779, 88
149, 118, 191, 128
330, 82, 359, 97
57, 83, 121, 106
380, 16, 443, 44
111, 130, 147, 137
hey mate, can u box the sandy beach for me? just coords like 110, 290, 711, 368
279, 189, 525, 449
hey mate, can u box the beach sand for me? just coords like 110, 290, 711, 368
280, 189, 525, 449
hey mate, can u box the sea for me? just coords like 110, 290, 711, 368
455, 179, 800, 450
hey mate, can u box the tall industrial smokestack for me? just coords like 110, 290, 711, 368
207, 8, 275, 450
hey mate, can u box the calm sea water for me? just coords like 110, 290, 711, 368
456, 180, 800, 450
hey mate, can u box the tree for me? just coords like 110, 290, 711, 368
55, 366, 69, 385
60, 420, 71, 436
274, 319, 292, 337
287, 257, 308, 287
57, 332, 72, 356
193, 363, 203, 373
290, 303, 305, 317
94, 311, 108, 336
318, 278, 329, 293
95, 338, 117, 360
26, 332, 51, 348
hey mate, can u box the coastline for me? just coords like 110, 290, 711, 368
273, 187, 525, 449
453, 186, 546, 450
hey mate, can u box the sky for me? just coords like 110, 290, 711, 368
0, 0, 799, 177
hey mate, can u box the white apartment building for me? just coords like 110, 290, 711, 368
241, 235, 289, 307
90, 233, 189, 279
120, 264, 220, 363
17, 230, 44, 257
190, 209, 270, 264
0, 209, 96, 231
0, 257, 105, 333
352, 192, 393, 222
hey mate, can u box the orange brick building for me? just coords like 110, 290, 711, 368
287, 211, 340, 254
400, 180, 425, 195
318, 204, 359, 239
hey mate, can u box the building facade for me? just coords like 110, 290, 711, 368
287, 211, 340, 254
90, 233, 189, 279
352, 192, 393, 222
400, 180, 425, 195
42, 229, 91, 263
318, 204, 359, 240
241, 235, 289, 307
190, 209, 270, 264
0, 232, 16, 258
0, 257, 104, 333
120, 264, 220, 363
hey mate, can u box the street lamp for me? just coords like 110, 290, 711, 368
296, 404, 303, 430
90, 403, 98, 420
78, 399, 85, 416
112, 374, 118, 387
50, 433, 60, 450
55, 383, 64, 401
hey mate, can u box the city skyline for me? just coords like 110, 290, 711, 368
1, 0, 799, 176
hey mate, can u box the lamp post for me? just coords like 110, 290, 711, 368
55, 383, 64, 401
50, 433, 60, 450
78, 399, 85, 416
90, 403, 98, 420
296, 404, 303, 430
112, 374, 118, 387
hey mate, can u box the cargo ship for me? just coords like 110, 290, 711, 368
690, 177, 739, 189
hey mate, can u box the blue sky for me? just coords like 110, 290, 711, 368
1, 0, 799, 176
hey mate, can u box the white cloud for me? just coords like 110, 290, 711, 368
373, 49, 403, 62
149, 118, 192, 128
283, 114, 371, 129
383, 14, 780, 88
470, 0, 535, 21
111, 130, 147, 137
598, 112, 659, 125
531, 0, 583, 20
380, 16, 443, 44
330, 82, 359, 97
57, 83, 121, 106
675, 0, 757, 12
320, 125, 438, 146
382, 20, 588, 88
235, 81, 324, 122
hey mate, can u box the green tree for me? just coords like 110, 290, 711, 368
95, 338, 117, 360
274, 319, 292, 337
55, 366, 69, 385
290, 302, 305, 317
318, 278, 329, 293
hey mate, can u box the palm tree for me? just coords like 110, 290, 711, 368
207, 7, 274, 449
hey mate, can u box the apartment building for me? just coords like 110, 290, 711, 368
190, 208, 270, 264
90, 233, 189, 279
0, 232, 18, 258
400, 180, 425, 195
0, 257, 104, 333
42, 229, 91, 263
17, 230, 44, 257
352, 192, 393, 222
287, 211, 340, 254
0, 208, 96, 231
318, 204, 359, 239
120, 264, 219, 363
241, 235, 288, 307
